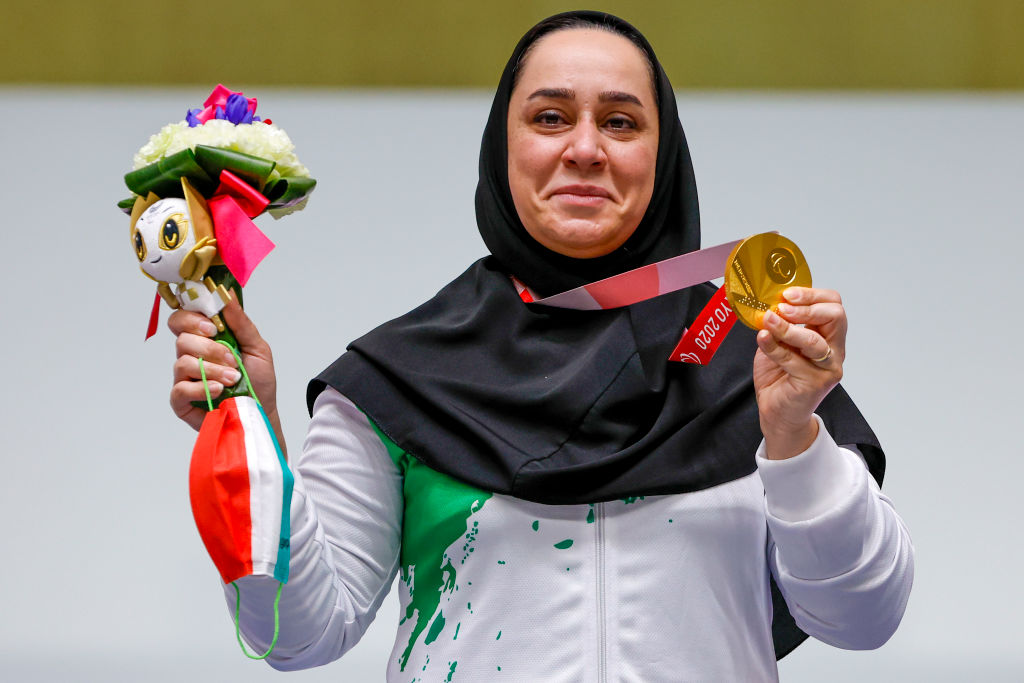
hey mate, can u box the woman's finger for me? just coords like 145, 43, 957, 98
776, 301, 846, 328
762, 311, 832, 364
171, 379, 223, 431
755, 328, 806, 376
175, 332, 238, 368
173, 354, 242, 387
171, 378, 223, 407
168, 308, 218, 338
782, 287, 842, 305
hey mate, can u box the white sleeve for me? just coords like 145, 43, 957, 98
758, 414, 915, 650
223, 387, 404, 670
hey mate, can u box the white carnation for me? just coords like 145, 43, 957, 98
132, 120, 310, 179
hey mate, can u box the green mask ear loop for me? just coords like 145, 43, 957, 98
198, 343, 258, 410
212, 340, 261, 406
197, 350, 283, 660
232, 581, 283, 660
198, 357, 215, 412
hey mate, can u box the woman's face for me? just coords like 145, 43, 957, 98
507, 28, 659, 259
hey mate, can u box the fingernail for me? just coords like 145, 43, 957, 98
763, 310, 779, 326
224, 369, 241, 385
198, 321, 217, 336
783, 288, 799, 302
223, 352, 238, 368
777, 303, 794, 315
208, 381, 223, 395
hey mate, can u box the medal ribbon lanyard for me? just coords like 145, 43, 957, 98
530, 237, 743, 365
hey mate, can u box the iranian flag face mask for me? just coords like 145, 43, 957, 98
190, 342, 293, 659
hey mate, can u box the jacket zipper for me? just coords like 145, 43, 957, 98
595, 502, 607, 683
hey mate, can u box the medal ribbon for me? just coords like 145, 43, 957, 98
668, 285, 736, 364
530, 237, 744, 365
531, 238, 740, 310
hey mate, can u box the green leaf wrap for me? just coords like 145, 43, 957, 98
194, 145, 277, 192
124, 148, 213, 198
119, 145, 316, 216
265, 176, 318, 209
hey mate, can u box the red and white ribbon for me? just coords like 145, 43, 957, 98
531, 238, 740, 310
668, 285, 736, 365
529, 238, 743, 364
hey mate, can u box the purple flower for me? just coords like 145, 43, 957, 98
223, 94, 255, 124
186, 108, 203, 127
189, 85, 261, 126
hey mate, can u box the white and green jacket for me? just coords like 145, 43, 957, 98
226, 388, 913, 682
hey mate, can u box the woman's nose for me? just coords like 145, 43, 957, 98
562, 122, 606, 169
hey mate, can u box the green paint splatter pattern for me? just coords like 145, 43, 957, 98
366, 418, 492, 672
460, 520, 480, 565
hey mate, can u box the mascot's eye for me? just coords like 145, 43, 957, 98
161, 219, 180, 249
159, 213, 189, 250
133, 230, 146, 261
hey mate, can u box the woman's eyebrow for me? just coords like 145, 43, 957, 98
526, 88, 643, 107
528, 87, 574, 100
599, 91, 643, 106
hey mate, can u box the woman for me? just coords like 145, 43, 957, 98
169, 11, 913, 681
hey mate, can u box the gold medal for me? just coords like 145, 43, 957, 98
724, 233, 812, 330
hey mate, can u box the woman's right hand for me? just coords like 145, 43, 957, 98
168, 299, 283, 447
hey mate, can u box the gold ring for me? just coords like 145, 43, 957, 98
810, 346, 833, 364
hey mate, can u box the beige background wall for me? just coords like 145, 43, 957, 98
4, 0, 1024, 88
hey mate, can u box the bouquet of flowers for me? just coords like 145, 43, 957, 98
121, 86, 311, 659
121, 85, 316, 394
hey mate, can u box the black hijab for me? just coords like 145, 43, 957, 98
309, 10, 884, 659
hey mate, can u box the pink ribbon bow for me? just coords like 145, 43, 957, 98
208, 170, 274, 287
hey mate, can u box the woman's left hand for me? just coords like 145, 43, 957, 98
753, 287, 846, 460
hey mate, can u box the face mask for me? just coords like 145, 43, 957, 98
191, 341, 293, 659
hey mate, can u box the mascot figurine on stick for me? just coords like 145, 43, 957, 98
120, 85, 315, 659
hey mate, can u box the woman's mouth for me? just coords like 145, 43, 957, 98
551, 184, 612, 207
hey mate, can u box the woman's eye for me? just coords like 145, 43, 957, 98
605, 116, 636, 130
133, 230, 146, 261
159, 213, 188, 250
535, 111, 564, 126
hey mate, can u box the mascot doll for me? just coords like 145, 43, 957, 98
130, 179, 231, 330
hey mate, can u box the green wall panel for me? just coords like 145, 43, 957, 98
3, 0, 1023, 88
